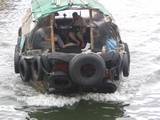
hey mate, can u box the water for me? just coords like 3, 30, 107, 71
0, 0, 160, 119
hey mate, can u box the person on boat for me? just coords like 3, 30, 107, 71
69, 12, 87, 48
32, 16, 68, 50
92, 12, 122, 52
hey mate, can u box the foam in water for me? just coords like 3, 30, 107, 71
0, 105, 29, 120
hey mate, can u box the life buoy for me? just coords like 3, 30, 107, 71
69, 53, 106, 86
19, 57, 30, 82
31, 56, 43, 81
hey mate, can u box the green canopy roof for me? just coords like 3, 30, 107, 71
31, 0, 111, 20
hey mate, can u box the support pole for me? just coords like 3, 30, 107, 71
89, 9, 94, 50
50, 14, 55, 52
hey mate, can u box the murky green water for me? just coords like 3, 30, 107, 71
29, 101, 125, 120
0, 0, 160, 120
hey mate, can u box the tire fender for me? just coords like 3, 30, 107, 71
14, 45, 20, 73
122, 43, 130, 77
19, 57, 30, 82
69, 53, 106, 86
31, 56, 43, 81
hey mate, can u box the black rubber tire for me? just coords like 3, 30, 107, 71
99, 80, 117, 93
31, 56, 43, 81
123, 43, 130, 77
69, 53, 106, 86
113, 68, 120, 80
122, 54, 129, 77
41, 55, 51, 72
14, 45, 20, 73
19, 58, 30, 82
124, 43, 130, 64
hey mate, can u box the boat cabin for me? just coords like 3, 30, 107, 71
20, 7, 120, 54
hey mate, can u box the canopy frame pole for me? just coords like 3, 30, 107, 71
89, 9, 94, 50
50, 14, 55, 52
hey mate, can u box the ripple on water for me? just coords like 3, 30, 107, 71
0, 105, 29, 120
125, 69, 160, 119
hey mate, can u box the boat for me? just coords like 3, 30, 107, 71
14, 0, 130, 94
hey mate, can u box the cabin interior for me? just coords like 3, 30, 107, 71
20, 9, 119, 54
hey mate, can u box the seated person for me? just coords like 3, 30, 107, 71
31, 16, 59, 49
33, 26, 78, 51
69, 12, 87, 48
32, 15, 80, 51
